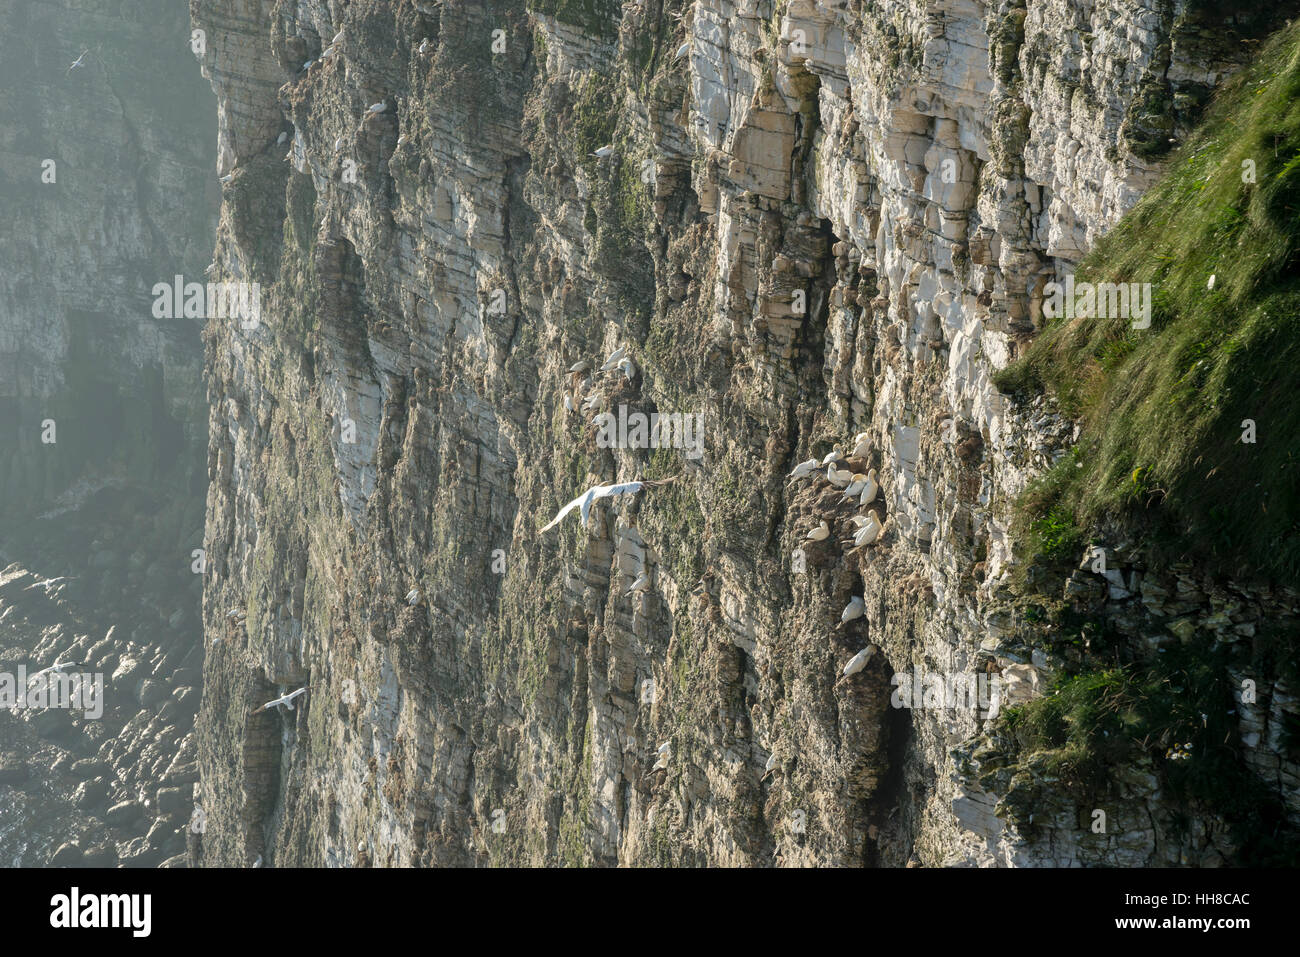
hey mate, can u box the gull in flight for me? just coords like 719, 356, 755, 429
540, 477, 677, 533
67, 49, 90, 74
27, 659, 79, 689
591, 145, 615, 159
787, 458, 818, 481
804, 520, 830, 542
838, 596, 864, 627
405, 587, 422, 606
259, 686, 308, 712
599, 344, 626, 371
842, 646, 876, 676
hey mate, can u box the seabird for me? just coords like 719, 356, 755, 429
581, 392, 604, 413
826, 465, 853, 487
842, 646, 876, 676
852, 510, 884, 546
277, 131, 288, 145
331, 29, 345, 45
859, 468, 879, 506
591, 145, 615, 159
616, 357, 636, 380
367, 102, 387, 114
259, 686, 308, 712
652, 741, 670, 770
599, 344, 626, 371
568, 359, 592, 373
787, 458, 819, 481
674, 42, 690, 61
539, 476, 677, 532
1207, 274, 1216, 291
226, 607, 246, 620
626, 572, 650, 596
26, 659, 79, 686
253, 855, 263, 868
205, 263, 219, 276
418, 39, 430, 54
804, 520, 830, 542
334, 136, 343, 151
838, 596, 865, 627
850, 432, 870, 459
563, 393, 574, 413
66, 49, 90, 74
842, 473, 869, 499
405, 587, 422, 606
763, 752, 778, 773
220, 173, 234, 184
302, 60, 314, 71
821, 450, 843, 466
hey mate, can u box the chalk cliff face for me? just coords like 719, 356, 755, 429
0, 0, 215, 864
190, 0, 1299, 867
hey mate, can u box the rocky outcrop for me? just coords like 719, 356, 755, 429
190, 0, 1300, 867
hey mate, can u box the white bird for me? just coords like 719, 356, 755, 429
859, 468, 879, 506
27, 660, 79, 686
655, 741, 670, 756
1207, 274, 1216, 291
842, 473, 868, 499
321, 45, 335, 58
850, 432, 870, 459
259, 686, 308, 712
599, 344, 626, 371
838, 596, 865, 627
568, 359, 592, 373
763, 752, 778, 773
540, 477, 677, 533
563, 393, 574, 413
277, 131, 288, 145
826, 465, 853, 487
787, 458, 819, 481
674, 42, 690, 61
366, 102, 386, 114
626, 572, 650, 596
220, 173, 234, 184
302, 60, 314, 71
821, 450, 842, 466
253, 855, 263, 868
67, 49, 89, 74
591, 145, 615, 159
334, 137, 343, 151
842, 646, 876, 676
226, 607, 245, 620
804, 520, 830, 542
852, 510, 884, 546
205, 262, 219, 276
405, 588, 422, 606
581, 392, 604, 413
331, 30, 345, 45
652, 741, 670, 770
849, 515, 872, 528
616, 357, 636, 380
418, 39, 430, 54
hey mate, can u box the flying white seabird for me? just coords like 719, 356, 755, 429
259, 686, 309, 712
540, 477, 676, 533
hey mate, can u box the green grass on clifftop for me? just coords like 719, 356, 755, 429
995, 22, 1300, 583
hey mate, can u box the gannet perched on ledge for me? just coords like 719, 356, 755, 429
626, 572, 651, 596
838, 596, 864, 627
405, 587, 422, 606
599, 344, 626, 371
540, 477, 678, 532
804, 520, 830, 542
850, 432, 871, 459
859, 468, 879, 506
787, 458, 819, 481
258, 686, 308, 713
842, 646, 876, 676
